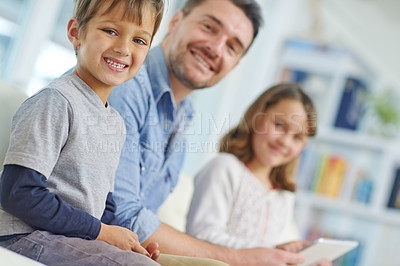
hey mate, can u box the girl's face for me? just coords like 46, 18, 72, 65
251, 98, 308, 170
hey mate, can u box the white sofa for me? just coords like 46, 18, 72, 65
0, 246, 44, 266
0, 80, 41, 265
0, 79, 27, 168
158, 173, 194, 232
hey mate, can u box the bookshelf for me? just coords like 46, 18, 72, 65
277, 38, 400, 266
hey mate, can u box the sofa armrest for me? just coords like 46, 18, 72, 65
157, 174, 194, 232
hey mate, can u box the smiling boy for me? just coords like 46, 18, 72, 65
0, 0, 164, 265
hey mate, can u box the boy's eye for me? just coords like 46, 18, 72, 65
103, 29, 117, 36
133, 38, 147, 46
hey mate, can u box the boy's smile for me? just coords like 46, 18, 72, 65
104, 57, 129, 72
68, 1, 155, 103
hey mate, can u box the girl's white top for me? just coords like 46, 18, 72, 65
186, 152, 295, 248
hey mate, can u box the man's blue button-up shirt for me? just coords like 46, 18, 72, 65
108, 45, 193, 242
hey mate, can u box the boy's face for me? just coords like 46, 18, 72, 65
163, 0, 254, 90
68, 2, 155, 91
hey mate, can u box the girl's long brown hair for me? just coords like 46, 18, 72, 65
219, 83, 317, 192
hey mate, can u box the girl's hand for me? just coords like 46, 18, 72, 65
276, 240, 310, 252
276, 240, 333, 266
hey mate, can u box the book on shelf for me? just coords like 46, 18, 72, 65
297, 149, 318, 190
387, 167, 400, 209
281, 68, 308, 83
297, 144, 376, 203
351, 175, 373, 204
310, 152, 329, 192
280, 68, 331, 119
297, 147, 348, 198
317, 156, 348, 198
334, 77, 368, 131
339, 151, 377, 204
339, 164, 364, 201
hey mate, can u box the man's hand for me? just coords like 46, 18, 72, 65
96, 223, 159, 260
233, 247, 305, 266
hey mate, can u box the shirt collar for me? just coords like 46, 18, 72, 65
146, 45, 193, 119
146, 45, 172, 105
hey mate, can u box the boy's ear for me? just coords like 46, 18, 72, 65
168, 10, 183, 34
67, 17, 81, 47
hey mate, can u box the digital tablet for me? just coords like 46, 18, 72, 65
298, 238, 359, 266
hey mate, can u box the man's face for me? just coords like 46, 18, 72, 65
163, 0, 254, 90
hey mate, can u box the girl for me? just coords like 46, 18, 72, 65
186, 83, 317, 249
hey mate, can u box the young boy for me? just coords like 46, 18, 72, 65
0, 0, 164, 265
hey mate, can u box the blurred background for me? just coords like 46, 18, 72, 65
0, 0, 400, 265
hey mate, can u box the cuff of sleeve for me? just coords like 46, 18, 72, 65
132, 208, 161, 243
86, 218, 102, 240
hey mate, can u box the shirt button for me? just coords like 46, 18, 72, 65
141, 166, 146, 173
164, 123, 169, 129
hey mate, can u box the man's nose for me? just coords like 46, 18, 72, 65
206, 35, 227, 59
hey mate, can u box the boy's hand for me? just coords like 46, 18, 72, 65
97, 223, 159, 260
145, 242, 160, 261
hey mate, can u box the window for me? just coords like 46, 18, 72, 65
0, 0, 32, 79
0, 0, 74, 95
28, 0, 75, 95
0, 0, 177, 95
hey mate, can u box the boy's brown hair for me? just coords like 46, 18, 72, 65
219, 83, 317, 192
73, 0, 164, 42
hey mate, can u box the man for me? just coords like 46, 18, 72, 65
109, 0, 306, 265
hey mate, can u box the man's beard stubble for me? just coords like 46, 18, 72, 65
167, 49, 211, 91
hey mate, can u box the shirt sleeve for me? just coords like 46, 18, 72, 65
108, 78, 161, 243
4, 88, 70, 178
0, 164, 101, 239
100, 192, 120, 226
186, 154, 255, 249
